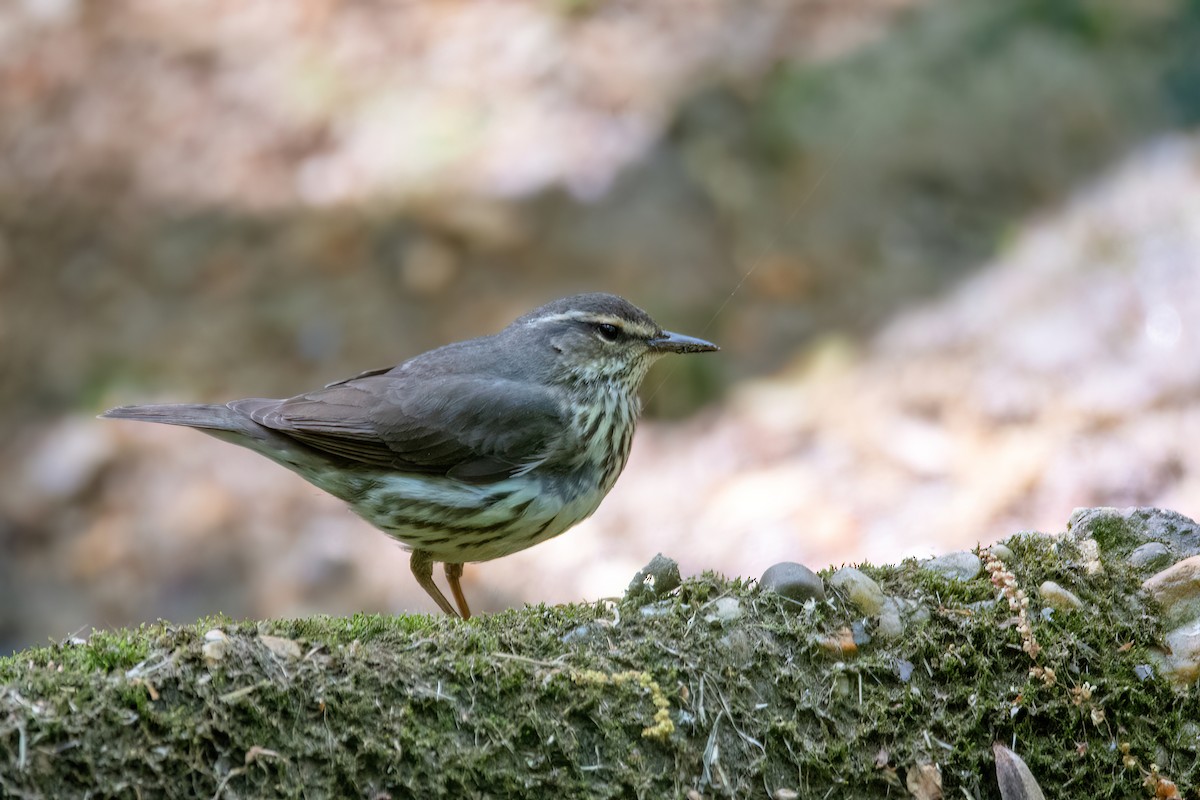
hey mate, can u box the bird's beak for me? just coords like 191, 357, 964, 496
648, 330, 719, 354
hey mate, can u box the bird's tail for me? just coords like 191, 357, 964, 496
101, 403, 271, 441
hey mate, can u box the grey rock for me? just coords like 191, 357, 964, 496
1143, 554, 1200, 629
626, 553, 682, 602
1039, 581, 1084, 611
828, 568, 886, 616
876, 597, 905, 639
1150, 618, 1200, 686
703, 596, 743, 625
894, 596, 932, 626
988, 543, 1015, 562
922, 551, 983, 581
851, 620, 872, 646
1144, 555, 1200, 685
639, 601, 674, 620
1068, 507, 1200, 559
897, 597, 931, 628
1130, 542, 1173, 571
561, 624, 594, 643
760, 562, 826, 604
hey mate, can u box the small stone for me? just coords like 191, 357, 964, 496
202, 629, 228, 664
894, 597, 931, 626
1130, 542, 1173, 571
1069, 507, 1200, 559
1134, 664, 1154, 682
773, 790, 799, 800
876, 598, 905, 640
818, 627, 857, 656
703, 597, 743, 625
993, 743, 1046, 800
1152, 619, 1200, 686
760, 562, 826, 604
922, 551, 983, 581
1143, 554, 1200, 629
894, 659, 914, 683
1039, 581, 1084, 611
561, 624, 593, 643
717, 629, 755, 659
828, 568, 886, 615
988, 544, 1015, 562
639, 602, 674, 619
259, 635, 301, 660
850, 620, 872, 647
626, 553, 682, 602
1077, 538, 1105, 574
905, 762, 943, 800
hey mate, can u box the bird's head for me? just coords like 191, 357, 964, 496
509, 293, 718, 390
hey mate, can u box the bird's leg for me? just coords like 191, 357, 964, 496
444, 563, 472, 620
409, 550, 459, 617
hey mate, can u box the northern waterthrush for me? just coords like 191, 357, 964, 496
103, 293, 718, 618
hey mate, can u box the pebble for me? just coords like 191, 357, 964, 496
703, 596, 743, 625
760, 562, 826, 604
639, 602, 674, 620
1039, 581, 1084, 611
894, 597, 931, 626
1143, 555, 1200, 685
988, 543, 1015, 562
1077, 537, 1104, 574
1154, 620, 1200, 685
1070, 507, 1200, 560
876, 598, 904, 640
993, 744, 1046, 800
828, 568, 886, 615
259, 635, 301, 660
202, 629, 228, 663
922, 551, 982, 581
626, 553, 682, 601
818, 628, 857, 656
561, 624, 593, 643
1129, 542, 1172, 571
1143, 555, 1200, 629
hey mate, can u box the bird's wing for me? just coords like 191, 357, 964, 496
231, 374, 568, 482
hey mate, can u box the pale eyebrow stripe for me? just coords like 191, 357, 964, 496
526, 311, 658, 338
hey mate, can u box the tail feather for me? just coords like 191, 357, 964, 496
101, 403, 269, 440
101, 401, 345, 490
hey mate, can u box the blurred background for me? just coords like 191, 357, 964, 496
2, 0, 1198, 653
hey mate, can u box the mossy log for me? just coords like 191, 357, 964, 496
2, 508, 1198, 799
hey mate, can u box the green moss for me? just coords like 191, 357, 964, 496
2, 539, 1198, 798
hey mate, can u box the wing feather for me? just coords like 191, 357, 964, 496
231, 373, 567, 482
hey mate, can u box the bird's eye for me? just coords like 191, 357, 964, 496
595, 323, 620, 342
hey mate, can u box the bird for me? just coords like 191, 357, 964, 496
102, 293, 718, 618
